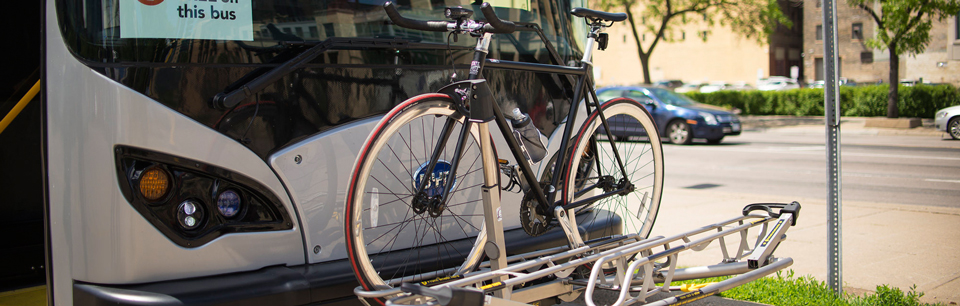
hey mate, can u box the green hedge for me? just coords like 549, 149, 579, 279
682, 84, 960, 118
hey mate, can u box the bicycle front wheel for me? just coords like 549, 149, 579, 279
344, 94, 487, 303
562, 97, 664, 239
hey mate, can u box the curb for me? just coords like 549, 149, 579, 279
738, 116, 944, 137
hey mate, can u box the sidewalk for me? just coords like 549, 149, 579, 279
653, 188, 960, 305
740, 115, 960, 150
650, 117, 960, 304
740, 115, 944, 137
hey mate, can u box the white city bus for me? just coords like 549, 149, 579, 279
29, 0, 602, 304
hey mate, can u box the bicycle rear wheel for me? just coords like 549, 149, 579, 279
562, 97, 664, 239
344, 94, 487, 303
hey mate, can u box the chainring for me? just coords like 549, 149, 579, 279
520, 188, 555, 236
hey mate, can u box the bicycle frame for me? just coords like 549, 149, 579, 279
413, 22, 634, 229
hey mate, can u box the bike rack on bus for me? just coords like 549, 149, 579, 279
354, 202, 800, 306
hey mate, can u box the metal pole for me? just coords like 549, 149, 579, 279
822, 0, 842, 295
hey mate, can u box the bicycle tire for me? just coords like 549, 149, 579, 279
561, 97, 664, 239
344, 94, 487, 304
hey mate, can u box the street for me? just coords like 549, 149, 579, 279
664, 125, 960, 208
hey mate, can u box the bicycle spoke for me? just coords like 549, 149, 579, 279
564, 99, 663, 239
347, 97, 490, 294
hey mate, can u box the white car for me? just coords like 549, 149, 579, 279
935, 105, 960, 139
699, 82, 732, 93
757, 78, 800, 91
728, 82, 754, 91
675, 83, 704, 93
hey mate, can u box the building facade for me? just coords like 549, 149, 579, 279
593, 1, 804, 87
802, 0, 960, 85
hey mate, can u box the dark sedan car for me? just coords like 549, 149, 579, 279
597, 86, 741, 144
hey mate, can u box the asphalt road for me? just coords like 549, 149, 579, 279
663, 127, 960, 208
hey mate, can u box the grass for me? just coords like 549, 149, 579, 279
670, 270, 944, 306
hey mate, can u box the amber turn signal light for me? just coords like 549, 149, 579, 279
139, 167, 170, 201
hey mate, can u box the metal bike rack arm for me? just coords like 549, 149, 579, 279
359, 202, 802, 306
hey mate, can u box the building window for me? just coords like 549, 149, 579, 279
956, 14, 959, 40
816, 25, 823, 40
681, 31, 686, 40
789, 48, 801, 61
323, 23, 335, 38
814, 57, 842, 80
861, 51, 873, 63
816, 0, 822, 8
309, 26, 318, 39
852, 23, 863, 40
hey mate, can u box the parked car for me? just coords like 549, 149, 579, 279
674, 83, 705, 93
935, 105, 960, 139
758, 77, 800, 91
699, 82, 733, 93
654, 80, 684, 89
839, 78, 857, 86
900, 79, 919, 86
597, 86, 742, 144
728, 82, 755, 91
806, 78, 858, 88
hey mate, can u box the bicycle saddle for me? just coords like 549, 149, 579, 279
570, 8, 627, 22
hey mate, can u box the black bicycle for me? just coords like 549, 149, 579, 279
344, 3, 664, 304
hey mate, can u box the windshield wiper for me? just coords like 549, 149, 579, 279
213, 37, 469, 109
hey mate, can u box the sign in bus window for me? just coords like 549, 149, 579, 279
120, 0, 254, 40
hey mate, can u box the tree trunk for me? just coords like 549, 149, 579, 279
640, 53, 652, 84
623, 6, 659, 85
887, 46, 899, 118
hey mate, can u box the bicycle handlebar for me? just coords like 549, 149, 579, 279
382, 2, 515, 34
479, 3, 516, 34
383, 2, 451, 32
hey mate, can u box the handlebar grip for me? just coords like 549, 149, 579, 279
480, 3, 516, 34
383, 2, 450, 32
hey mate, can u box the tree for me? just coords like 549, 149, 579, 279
597, 0, 790, 84
850, 0, 960, 118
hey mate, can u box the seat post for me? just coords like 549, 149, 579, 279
580, 24, 602, 64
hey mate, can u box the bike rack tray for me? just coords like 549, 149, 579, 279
354, 202, 801, 306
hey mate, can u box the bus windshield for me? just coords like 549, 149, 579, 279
56, 0, 586, 65
55, 0, 587, 159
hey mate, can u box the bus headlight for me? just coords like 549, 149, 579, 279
115, 145, 292, 248
216, 190, 242, 218
139, 167, 170, 201
177, 200, 204, 230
